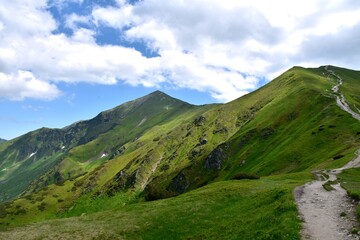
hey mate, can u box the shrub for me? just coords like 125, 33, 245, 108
232, 172, 260, 180
322, 181, 335, 191
0, 205, 7, 218
35, 196, 45, 202
333, 155, 344, 160
38, 202, 47, 211
349, 192, 360, 200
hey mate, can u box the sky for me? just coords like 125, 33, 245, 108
1, 0, 360, 140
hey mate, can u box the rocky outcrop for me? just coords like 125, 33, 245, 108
204, 145, 227, 170
167, 171, 189, 194
193, 116, 206, 126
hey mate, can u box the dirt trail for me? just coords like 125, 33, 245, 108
326, 66, 360, 121
295, 66, 360, 240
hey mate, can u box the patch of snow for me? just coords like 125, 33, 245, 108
137, 117, 147, 127
1, 168, 7, 172
61, 146, 65, 149
100, 153, 108, 158
29, 152, 37, 158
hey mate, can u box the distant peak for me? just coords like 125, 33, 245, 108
142, 90, 175, 101
152, 90, 163, 94
148, 90, 166, 96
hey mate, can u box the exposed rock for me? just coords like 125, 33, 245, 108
53, 171, 64, 183
167, 171, 189, 194
114, 170, 127, 182
260, 127, 274, 139
125, 171, 138, 188
199, 138, 208, 145
204, 147, 226, 170
160, 164, 170, 171
110, 146, 126, 159
213, 126, 228, 134
287, 112, 298, 121
238, 129, 257, 149
190, 148, 201, 159
193, 116, 206, 126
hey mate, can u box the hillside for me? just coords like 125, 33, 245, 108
0, 139, 6, 144
0, 65, 359, 239
0, 91, 198, 202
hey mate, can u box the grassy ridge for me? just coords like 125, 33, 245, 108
145, 66, 360, 198
329, 66, 360, 112
220, 67, 360, 174
0, 173, 311, 240
0, 91, 198, 202
0, 65, 359, 238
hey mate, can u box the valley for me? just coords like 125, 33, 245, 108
0, 65, 359, 239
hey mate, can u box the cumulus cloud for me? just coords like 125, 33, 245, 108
0, 0, 359, 102
0, 71, 61, 101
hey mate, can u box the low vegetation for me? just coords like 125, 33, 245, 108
322, 180, 337, 191
0, 66, 359, 238
338, 168, 360, 220
0, 173, 311, 240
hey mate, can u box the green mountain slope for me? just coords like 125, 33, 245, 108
0, 65, 359, 238
0, 91, 198, 202
144, 66, 360, 199
0, 173, 311, 240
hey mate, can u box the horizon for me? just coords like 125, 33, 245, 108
1, 64, 356, 141
1, 0, 360, 139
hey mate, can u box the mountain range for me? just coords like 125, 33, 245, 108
0, 65, 359, 239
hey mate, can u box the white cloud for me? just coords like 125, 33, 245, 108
65, 13, 92, 31
0, 71, 61, 101
0, 0, 359, 103
92, 5, 134, 29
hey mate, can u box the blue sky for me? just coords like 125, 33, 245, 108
1, 0, 360, 140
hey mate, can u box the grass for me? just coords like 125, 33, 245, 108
58, 189, 143, 218
338, 167, 360, 220
322, 180, 337, 191
330, 66, 360, 112
0, 65, 359, 238
0, 172, 311, 240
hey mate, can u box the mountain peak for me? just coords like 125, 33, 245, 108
143, 90, 173, 100
0, 138, 6, 143
130, 90, 192, 108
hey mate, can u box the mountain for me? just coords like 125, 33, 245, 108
0, 138, 6, 144
0, 65, 359, 239
0, 91, 198, 202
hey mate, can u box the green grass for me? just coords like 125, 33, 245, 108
338, 167, 360, 220
0, 65, 359, 238
322, 180, 337, 191
0, 172, 311, 240
329, 66, 360, 112
58, 189, 143, 218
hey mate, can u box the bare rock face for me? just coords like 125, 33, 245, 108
193, 116, 206, 126
204, 147, 226, 170
167, 171, 189, 194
